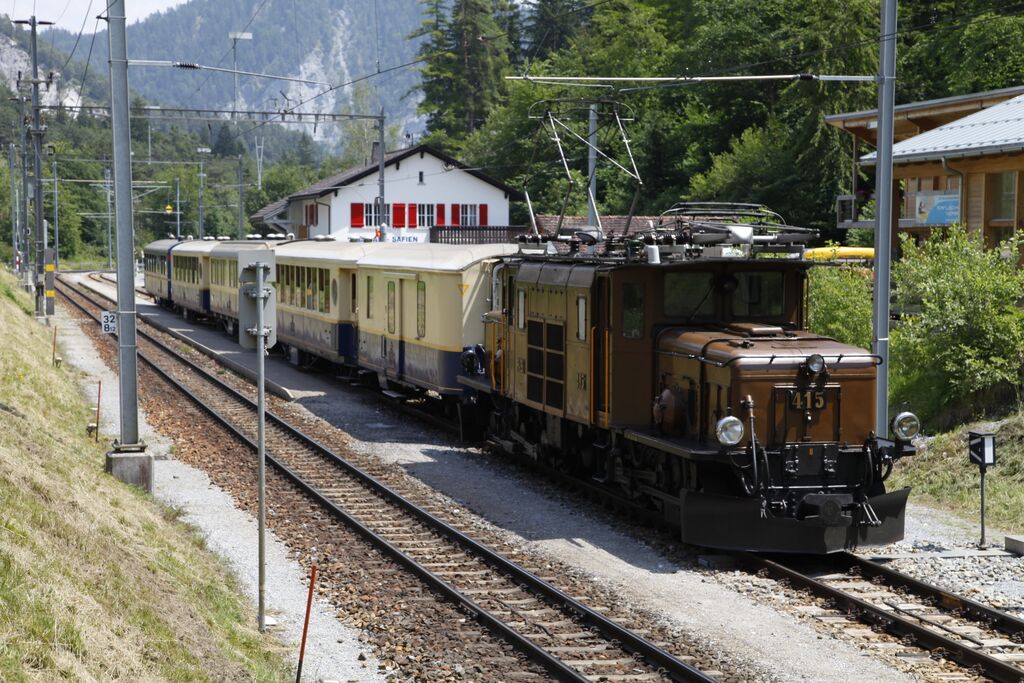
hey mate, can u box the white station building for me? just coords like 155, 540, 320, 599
251, 144, 523, 243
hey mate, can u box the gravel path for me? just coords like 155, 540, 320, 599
55, 291, 385, 683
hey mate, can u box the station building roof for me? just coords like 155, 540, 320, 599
860, 94, 1024, 165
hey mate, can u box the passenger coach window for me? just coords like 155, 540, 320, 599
351, 274, 357, 314
732, 271, 784, 318
366, 276, 374, 319
387, 281, 396, 334
417, 281, 426, 338
517, 289, 525, 329
622, 283, 644, 339
664, 272, 715, 318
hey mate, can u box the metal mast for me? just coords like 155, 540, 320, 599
873, 0, 897, 437
14, 16, 53, 318
106, 0, 148, 474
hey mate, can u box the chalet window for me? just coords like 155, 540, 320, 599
416, 280, 426, 338
363, 202, 391, 226
418, 171, 424, 184
622, 283, 644, 339
418, 203, 435, 227
460, 204, 478, 226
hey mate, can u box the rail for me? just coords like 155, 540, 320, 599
58, 275, 719, 683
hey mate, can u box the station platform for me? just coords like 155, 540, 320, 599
62, 272, 336, 401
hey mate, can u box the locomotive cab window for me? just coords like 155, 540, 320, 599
576, 296, 587, 341
664, 271, 715, 319
731, 271, 784, 318
622, 283, 644, 338
517, 288, 525, 329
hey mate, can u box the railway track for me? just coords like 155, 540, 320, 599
739, 552, 1024, 682
58, 275, 725, 682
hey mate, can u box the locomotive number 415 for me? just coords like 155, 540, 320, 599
790, 390, 826, 410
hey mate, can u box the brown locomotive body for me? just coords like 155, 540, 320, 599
471, 204, 916, 553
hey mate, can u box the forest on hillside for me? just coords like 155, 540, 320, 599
2, 0, 1023, 262
413, 0, 1024, 234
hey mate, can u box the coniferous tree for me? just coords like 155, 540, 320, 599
414, 0, 510, 144
524, 0, 588, 63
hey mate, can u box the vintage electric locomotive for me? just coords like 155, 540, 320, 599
475, 204, 918, 553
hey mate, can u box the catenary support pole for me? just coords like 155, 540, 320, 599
587, 103, 598, 226
52, 157, 59, 270
238, 154, 245, 239
174, 176, 181, 239
873, 0, 897, 437
105, 167, 113, 270
18, 96, 30, 280
377, 109, 385, 236
24, 16, 49, 319
198, 160, 205, 239
8, 144, 17, 268
105, 0, 150, 485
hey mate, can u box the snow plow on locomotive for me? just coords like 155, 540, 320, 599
471, 204, 918, 553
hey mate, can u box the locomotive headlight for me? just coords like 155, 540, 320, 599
806, 353, 826, 374
716, 416, 745, 447
891, 411, 921, 441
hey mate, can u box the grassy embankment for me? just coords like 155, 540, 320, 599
889, 415, 1024, 536
0, 270, 290, 681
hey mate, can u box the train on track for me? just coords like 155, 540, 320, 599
142, 203, 919, 553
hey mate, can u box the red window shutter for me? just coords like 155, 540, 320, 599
479, 203, 488, 226
393, 203, 406, 228
436, 203, 445, 225
452, 203, 460, 226
407, 203, 417, 228
351, 203, 364, 228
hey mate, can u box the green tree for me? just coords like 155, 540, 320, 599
524, 0, 588, 62
415, 0, 510, 144
891, 226, 1024, 428
806, 262, 873, 349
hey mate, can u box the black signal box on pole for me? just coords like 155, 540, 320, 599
968, 432, 996, 467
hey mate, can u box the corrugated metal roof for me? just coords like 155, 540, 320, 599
861, 94, 1024, 165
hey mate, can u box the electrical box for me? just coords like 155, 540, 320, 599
238, 255, 276, 350
44, 247, 55, 315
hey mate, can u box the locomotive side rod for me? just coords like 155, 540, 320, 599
738, 553, 1024, 683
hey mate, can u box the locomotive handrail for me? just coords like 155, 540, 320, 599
656, 346, 884, 368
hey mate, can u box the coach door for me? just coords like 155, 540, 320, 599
383, 277, 406, 379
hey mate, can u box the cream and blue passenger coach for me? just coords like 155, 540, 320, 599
355, 243, 518, 394
273, 240, 384, 364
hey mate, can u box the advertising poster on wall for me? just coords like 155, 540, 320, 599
914, 191, 960, 225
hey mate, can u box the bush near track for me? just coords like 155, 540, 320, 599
0, 269, 290, 681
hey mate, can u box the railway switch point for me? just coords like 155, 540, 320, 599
105, 444, 153, 492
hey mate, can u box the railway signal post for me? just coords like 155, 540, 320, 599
968, 432, 996, 548
239, 257, 276, 632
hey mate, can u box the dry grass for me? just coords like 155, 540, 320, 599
0, 269, 290, 681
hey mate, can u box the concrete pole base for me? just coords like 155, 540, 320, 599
105, 451, 154, 492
